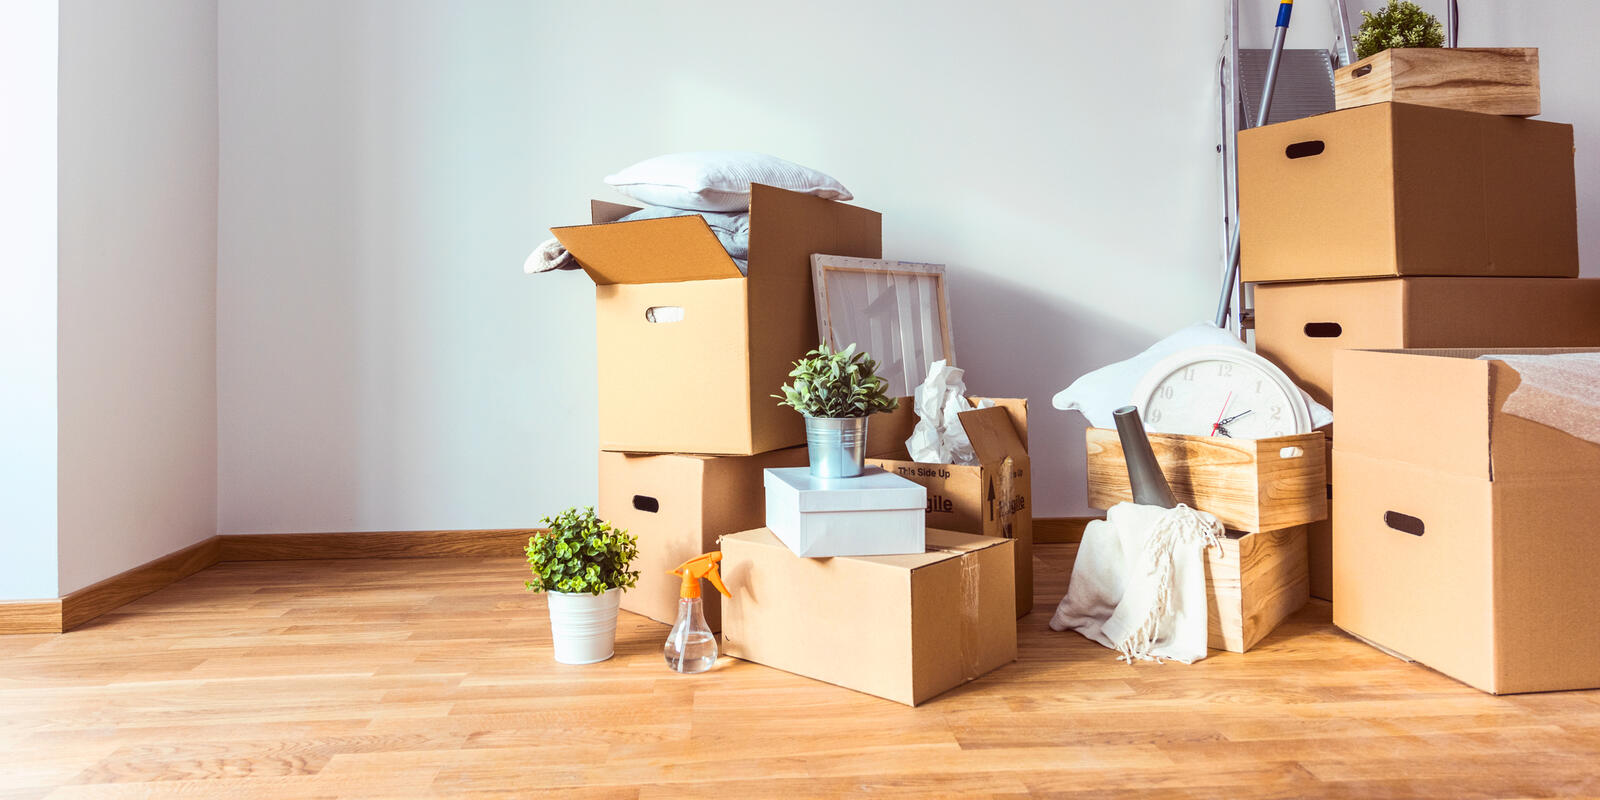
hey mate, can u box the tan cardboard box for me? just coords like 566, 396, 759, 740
1239, 102, 1576, 283
1331, 347, 1600, 694
553, 185, 881, 455
867, 399, 1033, 616
1255, 277, 1600, 408
720, 528, 1016, 706
598, 447, 807, 630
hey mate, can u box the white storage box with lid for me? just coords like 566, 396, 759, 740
763, 467, 926, 557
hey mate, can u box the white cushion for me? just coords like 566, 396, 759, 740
604, 151, 852, 212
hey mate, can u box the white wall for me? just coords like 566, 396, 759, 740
55, 0, 219, 593
217, 0, 1600, 530
0, 1, 61, 601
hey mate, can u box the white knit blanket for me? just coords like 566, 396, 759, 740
1049, 502, 1223, 664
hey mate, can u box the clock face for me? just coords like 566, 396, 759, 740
1134, 348, 1312, 439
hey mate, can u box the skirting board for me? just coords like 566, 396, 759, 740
1, 528, 542, 636
1035, 516, 1095, 544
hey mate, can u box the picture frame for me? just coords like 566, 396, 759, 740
810, 255, 956, 398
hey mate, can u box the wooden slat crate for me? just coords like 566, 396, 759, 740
1207, 527, 1310, 653
1334, 47, 1539, 117
1085, 428, 1328, 532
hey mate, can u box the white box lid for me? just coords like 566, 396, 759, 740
764, 467, 926, 513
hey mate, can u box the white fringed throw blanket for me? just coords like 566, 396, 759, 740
1049, 502, 1223, 664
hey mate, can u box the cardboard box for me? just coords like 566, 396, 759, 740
552, 185, 881, 455
1334, 47, 1539, 117
720, 528, 1016, 706
1255, 277, 1600, 408
1331, 347, 1600, 694
763, 466, 926, 557
1084, 428, 1327, 533
598, 447, 807, 630
867, 400, 1034, 616
1239, 102, 1576, 283
1207, 527, 1309, 653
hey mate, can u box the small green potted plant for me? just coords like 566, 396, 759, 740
1355, 1, 1444, 60
525, 507, 639, 664
774, 342, 898, 478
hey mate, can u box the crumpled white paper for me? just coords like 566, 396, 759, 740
907, 360, 995, 464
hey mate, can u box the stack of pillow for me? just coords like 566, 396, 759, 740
526, 151, 851, 275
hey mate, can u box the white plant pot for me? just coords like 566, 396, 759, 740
546, 588, 622, 664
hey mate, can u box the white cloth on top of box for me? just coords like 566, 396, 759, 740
1049, 502, 1223, 664
524, 238, 578, 274
907, 360, 995, 464
604, 151, 852, 213
1479, 353, 1600, 445
1052, 322, 1334, 430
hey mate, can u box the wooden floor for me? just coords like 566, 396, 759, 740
2, 545, 1598, 799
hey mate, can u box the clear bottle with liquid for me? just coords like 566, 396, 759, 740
665, 552, 730, 674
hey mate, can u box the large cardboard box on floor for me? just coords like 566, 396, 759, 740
720, 528, 1016, 706
552, 185, 881, 455
598, 447, 807, 630
867, 399, 1034, 616
1239, 102, 1576, 283
1255, 277, 1600, 408
1331, 347, 1600, 694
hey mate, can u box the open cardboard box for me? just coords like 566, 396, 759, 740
1239, 102, 1576, 283
552, 184, 881, 456
1255, 277, 1600, 408
866, 398, 1033, 616
1332, 347, 1600, 694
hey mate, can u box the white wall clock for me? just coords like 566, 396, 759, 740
1131, 345, 1313, 438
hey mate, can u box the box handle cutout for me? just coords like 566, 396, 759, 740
1304, 322, 1343, 338
644, 306, 684, 324
1278, 446, 1304, 459
632, 495, 660, 513
1384, 511, 1425, 536
1352, 64, 1373, 78
1285, 140, 1326, 159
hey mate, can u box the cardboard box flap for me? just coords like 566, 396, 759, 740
959, 406, 1028, 465
1332, 349, 1493, 478
550, 215, 744, 285
855, 529, 1011, 570
764, 466, 925, 513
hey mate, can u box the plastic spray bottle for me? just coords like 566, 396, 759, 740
665, 552, 729, 674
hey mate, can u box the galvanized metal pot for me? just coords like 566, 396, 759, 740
805, 415, 869, 478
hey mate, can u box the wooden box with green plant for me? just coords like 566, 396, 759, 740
525, 507, 638, 665
1335, 1, 1538, 116
775, 343, 898, 479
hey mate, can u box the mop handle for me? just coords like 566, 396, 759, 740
1213, 0, 1293, 329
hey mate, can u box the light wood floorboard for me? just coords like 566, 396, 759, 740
1, 544, 1597, 798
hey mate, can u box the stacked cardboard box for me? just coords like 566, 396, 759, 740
552, 185, 882, 629
1239, 99, 1600, 603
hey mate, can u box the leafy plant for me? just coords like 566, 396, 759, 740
525, 507, 638, 595
1355, 1, 1444, 60
774, 342, 898, 419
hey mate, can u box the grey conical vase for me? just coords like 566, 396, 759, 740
1112, 405, 1178, 509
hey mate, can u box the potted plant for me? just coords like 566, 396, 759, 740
525, 507, 639, 664
774, 343, 898, 479
1355, 1, 1443, 59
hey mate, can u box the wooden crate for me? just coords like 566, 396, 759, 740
1085, 428, 1327, 532
1334, 47, 1539, 116
1207, 527, 1310, 653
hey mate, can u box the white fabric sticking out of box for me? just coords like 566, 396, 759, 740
763, 467, 926, 557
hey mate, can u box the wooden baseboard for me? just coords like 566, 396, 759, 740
0, 600, 65, 635
1035, 516, 1096, 544
217, 528, 539, 561
60, 538, 223, 631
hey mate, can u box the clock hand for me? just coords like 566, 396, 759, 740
1210, 391, 1234, 437
1218, 409, 1254, 426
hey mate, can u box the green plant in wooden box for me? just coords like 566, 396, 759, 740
775, 343, 898, 478
525, 507, 638, 664
1355, 1, 1444, 60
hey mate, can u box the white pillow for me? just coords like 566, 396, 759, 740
605, 151, 852, 212
1052, 322, 1334, 430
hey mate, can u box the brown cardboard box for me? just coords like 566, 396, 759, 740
867, 400, 1033, 616
720, 528, 1016, 706
1255, 277, 1600, 408
553, 185, 881, 455
1239, 102, 1576, 283
1331, 347, 1600, 694
598, 447, 807, 630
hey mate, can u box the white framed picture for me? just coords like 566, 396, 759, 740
811, 255, 955, 398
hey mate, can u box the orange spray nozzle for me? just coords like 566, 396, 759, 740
670, 551, 729, 600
